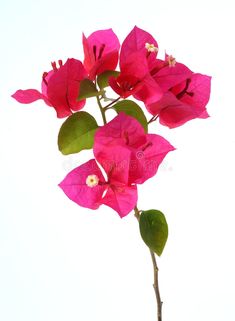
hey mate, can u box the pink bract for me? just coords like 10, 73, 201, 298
109, 26, 164, 104
59, 159, 106, 210
120, 26, 159, 68
94, 113, 175, 184
147, 73, 211, 128
12, 58, 87, 118
150, 58, 193, 92
59, 146, 138, 218
83, 29, 120, 80
109, 52, 162, 104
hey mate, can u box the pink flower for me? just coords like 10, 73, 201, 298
94, 113, 175, 184
109, 52, 162, 105
83, 29, 120, 80
59, 147, 138, 218
12, 58, 87, 118
147, 72, 211, 128
109, 26, 162, 105
149, 55, 193, 92
120, 26, 159, 67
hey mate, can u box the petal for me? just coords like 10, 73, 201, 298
102, 184, 138, 218
199, 110, 210, 119
159, 103, 199, 128
89, 51, 119, 80
120, 26, 158, 67
148, 92, 200, 128
153, 62, 193, 92
11, 89, 44, 104
109, 52, 150, 98
121, 51, 149, 79
47, 58, 87, 118
129, 134, 175, 184
59, 159, 107, 210
180, 73, 211, 110
94, 113, 146, 151
95, 145, 132, 185
109, 73, 144, 99
41, 70, 54, 97
133, 74, 163, 105
83, 29, 120, 79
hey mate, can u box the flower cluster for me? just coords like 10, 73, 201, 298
12, 26, 211, 218
59, 113, 174, 217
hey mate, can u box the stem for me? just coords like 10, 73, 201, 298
103, 96, 121, 110
150, 250, 163, 321
96, 95, 107, 125
134, 206, 163, 321
148, 115, 159, 124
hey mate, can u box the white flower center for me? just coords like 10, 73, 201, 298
167, 55, 176, 67
145, 43, 158, 53
86, 175, 99, 188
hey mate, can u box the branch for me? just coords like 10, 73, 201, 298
134, 206, 163, 321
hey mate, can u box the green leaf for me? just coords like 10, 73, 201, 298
77, 79, 103, 100
58, 111, 99, 155
97, 70, 120, 89
112, 100, 148, 132
139, 210, 168, 256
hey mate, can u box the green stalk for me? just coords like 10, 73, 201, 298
134, 206, 163, 321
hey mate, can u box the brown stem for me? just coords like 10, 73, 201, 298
103, 96, 121, 110
134, 206, 163, 321
148, 115, 159, 124
150, 250, 163, 321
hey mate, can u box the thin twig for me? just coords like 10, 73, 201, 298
96, 95, 107, 125
149, 250, 163, 321
148, 115, 159, 124
103, 96, 121, 110
134, 206, 163, 321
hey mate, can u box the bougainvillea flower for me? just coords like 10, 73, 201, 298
147, 73, 211, 128
120, 26, 159, 68
59, 146, 138, 218
12, 58, 88, 118
109, 52, 162, 105
83, 29, 120, 80
110, 26, 162, 104
59, 159, 106, 210
94, 113, 175, 184
149, 55, 193, 92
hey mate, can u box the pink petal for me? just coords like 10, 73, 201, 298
129, 134, 175, 184
11, 89, 43, 104
120, 26, 158, 67
41, 70, 54, 97
109, 52, 152, 99
199, 110, 210, 119
47, 58, 87, 118
83, 29, 120, 79
95, 145, 132, 185
153, 62, 193, 92
94, 113, 146, 151
180, 73, 211, 111
102, 183, 138, 218
133, 74, 163, 105
109, 74, 144, 99
121, 51, 149, 79
159, 104, 198, 128
149, 92, 201, 128
59, 159, 107, 210
89, 51, 119, 80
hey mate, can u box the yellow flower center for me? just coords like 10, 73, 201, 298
145, 43, 158, 53
167, 55, 176, 67
86, 175, 99, 188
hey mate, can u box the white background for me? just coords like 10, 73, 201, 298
1, 0, 235, 320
